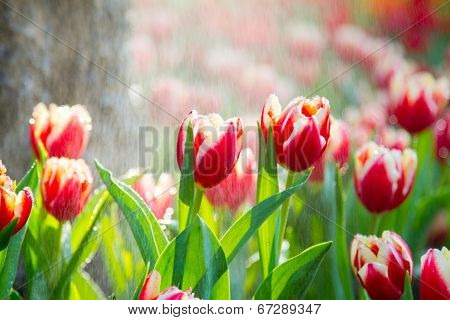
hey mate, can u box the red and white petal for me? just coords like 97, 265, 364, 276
261, 94, 282, 140
358, 263, 403, 300
420, 248, 450, 300
139, 270, 161, 300
13, 187, 33, 233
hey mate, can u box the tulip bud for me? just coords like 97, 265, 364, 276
139, 270, 197, 300
41, 158, 93, 221
132, 173, 177, 220
350, 231, 413, 300
205, 148, 257, 212
29, 103, 92, 159
261, 94, 331, 172
389, 72, 448, 133
420, 247, 450, 300
354, 142, 417, 213
434, 111, 450, 164
177, 110, 243, 189
375, 127, 411, 151
0, 161, 33, 234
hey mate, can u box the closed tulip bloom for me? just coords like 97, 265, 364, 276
30, 103, 92, 159
351, 231, 413, 300
139, 270, 197, 300
420, 247, 450, 300
41, 158, 93, 221
261, 94, 331, 172
177, 110, 243, 189
0, 161, 33, 234
132, 173, 177, 220
389, 72, 448, 133
434, 111, 450, 163
354, 142, 417, 213
205, 148, 257, 212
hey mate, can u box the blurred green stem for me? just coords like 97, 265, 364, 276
277, 171, 296, 259
334, 167, 354, 299
186, 187, 203, 227
371, 215, 381, 235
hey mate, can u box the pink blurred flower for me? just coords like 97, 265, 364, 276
132, 173, 176, 220
205, 148, 257, 212
434, 111, 450, 163
375, 127, 411, 151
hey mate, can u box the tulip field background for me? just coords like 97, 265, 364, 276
0, 0, 449, 301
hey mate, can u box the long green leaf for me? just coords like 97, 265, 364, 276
69, 270, 105, 300
96, 160, 168, 266
0, 162, 39, 299
155, 215, 230, 299
221, 170, 311, 263
256, 125, 280, 278
253, 241, 332, 300
334, 167, 354, 299
178, 122, 195, 232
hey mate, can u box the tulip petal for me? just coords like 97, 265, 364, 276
358, 263, 402, 300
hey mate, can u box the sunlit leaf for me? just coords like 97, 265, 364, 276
253, 241, 332, 300
222, 169, 311, 263
155, 215, 230, 299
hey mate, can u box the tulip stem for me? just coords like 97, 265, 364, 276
371, 215, 381, 236
186, 187, 203, 227
277, 171, 296, 260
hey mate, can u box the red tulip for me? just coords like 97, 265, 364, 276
205, 148, 257, 212
176, 110, 243, 189
434, 111, 450, 164
420, 247, 450, 300
261, 94, 331, 172
351, 231, 413, 300
0, 161, 33, 234
354, 142, 417, 213
29, 103, 92, 159
389, 72, 448, 133
139, 270, 197, 300
375, 127, 411, 151
41, 158, 93, 221
132, 173, 177, 220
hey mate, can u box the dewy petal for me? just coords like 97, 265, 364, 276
420, 248, 450, 299
139, 270, 161, 300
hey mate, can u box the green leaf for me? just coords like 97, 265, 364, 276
334, 167, 354, 299
8, 289, 23, 300
0, 219, 18, 251
155, 215, 230, 299
401, 272, 413, 300
256, 125, 280, 278
51, 191, 109, 299
0, 162, 39, 299
69, 271, 105, 300
222, 170, 311, 263
95, 160, 168, 266
178, 122, 195, 232
253, 241, 332, 300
